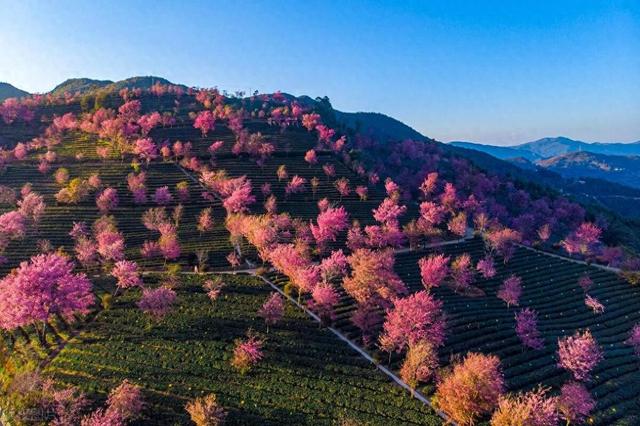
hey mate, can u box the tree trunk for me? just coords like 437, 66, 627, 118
37, 323, 48, 348
17, 327, 31, 344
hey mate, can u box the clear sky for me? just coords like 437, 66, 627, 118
1, 1, 638, 145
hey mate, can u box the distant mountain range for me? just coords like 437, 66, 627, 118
451, 136, 640, 160
536, 151, 640, 189
0, 76, 186, 101
0, 82, 30, 101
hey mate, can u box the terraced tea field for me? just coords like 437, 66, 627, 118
268, 238, 640, 425
46, 274, 441, 425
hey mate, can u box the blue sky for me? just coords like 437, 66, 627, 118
0, 1, 638, 145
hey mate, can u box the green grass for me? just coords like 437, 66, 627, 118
45, 274, 440, 425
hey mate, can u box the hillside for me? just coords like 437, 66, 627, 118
2, 82, 640, 425
538, 151, 640, 189
450, 141, 541, 161
335, 110, 428, 142
452, 137, 640, 159
0, 82, 30, 101
50, 75, 183, 96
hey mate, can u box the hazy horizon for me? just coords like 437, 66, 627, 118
1, 0, 638, 146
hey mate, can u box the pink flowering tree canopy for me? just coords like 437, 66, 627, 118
515, 308, 544, 350
0, 253, 94, 342
497, 274, 522, 307
193, 110, 216, 136
418, 253, 450, 290
557, 329, 603, 381
258, 293, 284, 331
379, 290, 446, 354
111, 260, 143, 291
343, 249, 407, 308
137, 286, 177, 321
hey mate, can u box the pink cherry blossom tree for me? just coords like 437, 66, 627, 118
106, 379, 145, 422
625, 323, 640, 357
258, 293, 284, 332
418, 253, 450, 290
137, 287, 177, 321
193, 110, 216, 136
231, 333, 264, 375
0, 253, 94, 346
515, 308, 544, 350
557, 382, 596, 425
133, 138, 158, 164
154, 186, 173, 205
96, 188, 119, 214
562, 222, 602, 256
485, 227, 521, 263
434, 352, 505, 426
451, 253, 474, 291
476, 255, 496, 279
304, 149, 318, 165
343, 249, 407, 309
310, 206, 349, 251
308, 283, 340, 325
585, 294, 605, 314
197, 208, 214, 234
557, 329, 603, 381
497, 274, 522, 307
111, 260, 143, 293
379, 290, 446, 355
285, 175, 306, 196
578, 274, 593, 292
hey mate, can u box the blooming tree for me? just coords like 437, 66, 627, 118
497, 275, 522, 307
154, 186, 173, 205
96, 188, 119, 214
515, 308, 544, 350
434, 352, 505, 426
626, 323, 640, 357
106, 379, 145, 422
585, 294, 605, 314
308, 283, 339, 325
557, 329, 603, 381
451, 253, 474, 291
203, 277, 224, 302
0, 253, 94, 345
304, 149, 318, 165
418, 254, 450, 290
133, 138, 158, 164
562, 222, 602, 256
486, 228, 521, 263
343, 249, 407, 308
476, 255, 496, 279
231, 333, 264, 374
193, 110, 216, 136
285, 175, 306, 196
557, 382, 595, 425
185, 393, 227, 426
490, 386, 558, 426
137, 287, 177, 321
399, 340, 439, 393
197, 208, 214, 234
310, 206, 349, 250
111, 260, 143, 292
578, 274, 593, 293
379, 290, 446, 355
258, 293, 284, 332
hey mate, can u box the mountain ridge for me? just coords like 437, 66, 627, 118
0, 82, 30, 101
451, 136, 640, 160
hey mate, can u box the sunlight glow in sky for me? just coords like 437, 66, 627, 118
0, 0, 638, 145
